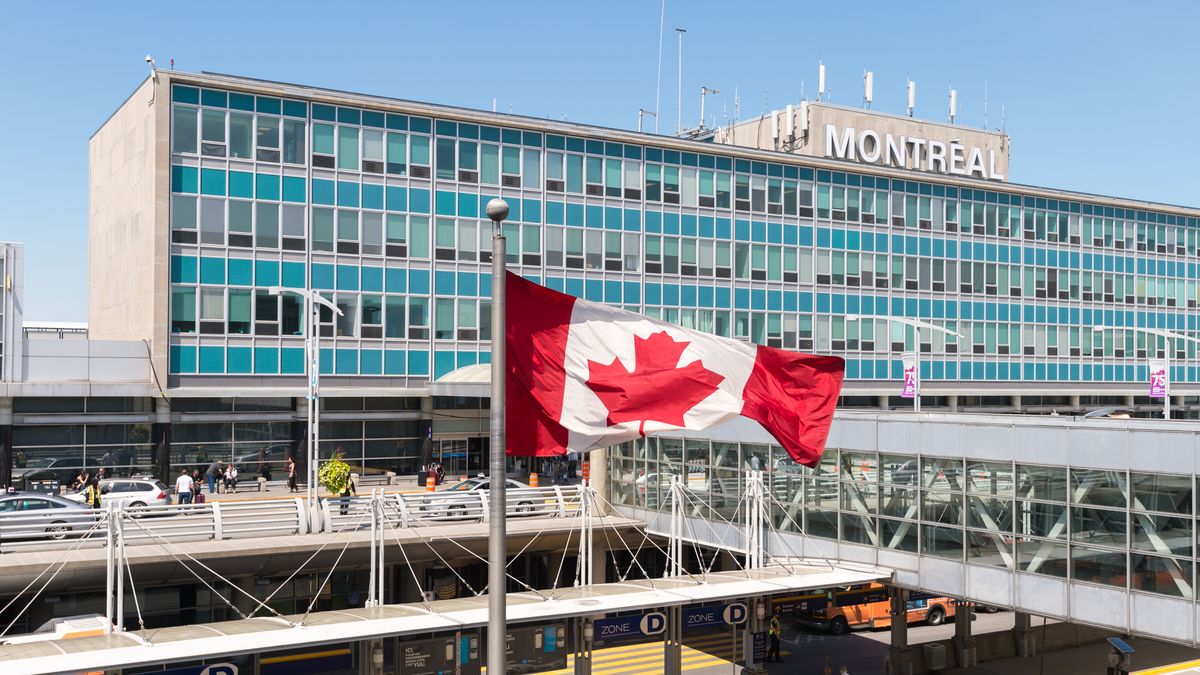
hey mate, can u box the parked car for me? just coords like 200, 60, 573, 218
64, 478, 171, 509
417, 477, 534, 518
0, 492, 94, 540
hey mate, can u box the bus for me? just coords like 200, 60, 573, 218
785, 583, 957, 635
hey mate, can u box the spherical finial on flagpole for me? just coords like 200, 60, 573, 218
486, 198, 509, 224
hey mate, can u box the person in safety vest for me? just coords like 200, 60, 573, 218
767, 607, 783, 662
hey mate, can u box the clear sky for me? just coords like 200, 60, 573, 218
1, 1, 1196, 321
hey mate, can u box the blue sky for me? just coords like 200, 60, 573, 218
1, 1, 1196, 321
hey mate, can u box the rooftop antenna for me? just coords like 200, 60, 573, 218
907, 79, 916, 117
817, 60, 826, 102
144, 54, 157, 107
169, 58, 174, 70
1000, 104, 1006, 133
637, 108, 657, 133
733, 87, 740, 124
863, 69, 874, 109
762, 89, 768, 116
654, 0, 665, 133
983, 80, 989, 129
699, 86, 720, 129
675, 27, 686, 136
492, 97, 497, 113
948, 85, 957, 124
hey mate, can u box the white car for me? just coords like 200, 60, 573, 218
65, 478, 172, 509
417, 477, 534, 519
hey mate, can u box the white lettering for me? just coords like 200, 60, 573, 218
884, 134, 906, 169
857, 130, 881, 163
904, 138, 925, 171
967, 147, 986, 178
927, 141, 947, 173
949, 143, 966, 175
988, 149, 1005, 180
825, 124, 856, 160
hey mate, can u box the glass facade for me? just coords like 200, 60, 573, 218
609, 438, 1196, 600
167, 79, 1200, 387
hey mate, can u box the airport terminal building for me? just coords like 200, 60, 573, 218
4, 69, 1200, 486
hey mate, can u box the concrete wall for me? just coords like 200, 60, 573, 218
718, 102, 1010, 182
88, 76, 168, 384
911, 622, 1112, 673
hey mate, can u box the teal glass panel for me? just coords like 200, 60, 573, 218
171, 165, 198, 194
312, 179, 335, 205
336, 265, 360, 290
227, 258, 252, 286
385, 268, 406, 293
172, 85, 200, 104
281, 347, 304, 374
311, 263, 334, 289
458, 193, 478, 218
409, 188, 430, 214
436, 190, 456, 216
256, 96, 282, 114
361, 266, 383, 292
254, 347, 280, 374
228, 171, 253, 198
256, 174, 281, 201
282, 100, 307, 118
362, 110, 385, 128
409, 269, 430, 294
200, 89, 227, 107
335, 349, 359, 374
360, 349, 383, 375
434, 351, 456, 379
198, 346, 224, 374
199, 257, 225, 284
312, 103, 336, 122
384, 350, 406, 375
409, 351, 430, 378
255, 260, 280, 287
281, 176, 306, 203
337, 181, 360, 208
170, 345, 196, 374
228, 93, 254, 111
171, 255, 197, 283
458, 352, 477, 368
436, 271, 455, 295
362, 184, 384, 210
200, 168, 226, 196
281, 261, 305, 288
319, 348, 333, 375
386, 186, 407, 212
227, 347, 252, 374
523, 199, 541, 223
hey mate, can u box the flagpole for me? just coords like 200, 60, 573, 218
486, 198, 510, 675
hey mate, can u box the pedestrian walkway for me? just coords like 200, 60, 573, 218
941, 634, 1200, 674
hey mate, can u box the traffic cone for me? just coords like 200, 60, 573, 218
426, 476, 436, 492
530, 472, 539, 487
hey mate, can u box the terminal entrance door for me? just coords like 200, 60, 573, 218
433, 437, 486, 479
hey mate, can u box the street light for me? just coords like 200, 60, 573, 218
484, 197, 509, 675
1092, 325, 1200, 420
269, 286, 342, 513
845, 315, 963, 413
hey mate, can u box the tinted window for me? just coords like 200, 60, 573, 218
20, 499, 54, 510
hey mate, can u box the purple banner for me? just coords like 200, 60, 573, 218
1149, 360, 1168, 398
901, 355, 918, 399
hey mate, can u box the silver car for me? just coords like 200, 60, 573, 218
0, 493, 95, 540
417, 477, 534, 519
66, 478, 172, 509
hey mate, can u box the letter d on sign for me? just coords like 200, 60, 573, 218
724, 602, 748, 625
641, 612, 667, 635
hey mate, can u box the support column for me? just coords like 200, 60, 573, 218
1012, 611, 1036, 657
152, 397, 171, 482
1124, 395, 1136, 407
886, 587, 912, 675
953, 600, 976, 668
744, 597, 768, 674
0, 396, 12, 490
664, 605, 683, 675
588, 447, 608, 516
877, 395, 889, 410
1069, 395, 1081, 412
1010, 395, 1022, 413
233, 576, 258, 617
573, 616, 593, 675
947, 395, 959, 413
591, 537, 607, 586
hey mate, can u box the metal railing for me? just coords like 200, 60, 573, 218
0, 487, 580, 553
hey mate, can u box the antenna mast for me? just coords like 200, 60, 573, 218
863, 69, 873, 109
907, 79, 916, 117
654, 0, 665, 133
948, 85, 957, 124
983, 80, 989, 128
675, 27, 686, 135
699, 86, 720, 129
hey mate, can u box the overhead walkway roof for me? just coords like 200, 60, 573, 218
0, 560, 888, 675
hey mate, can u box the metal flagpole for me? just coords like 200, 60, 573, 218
486, 198, 510, 675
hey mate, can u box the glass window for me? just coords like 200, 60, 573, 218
200, 198, 225, 244
255, 203, 278, 248
256, 116, 280, 162
283, 119, 305, 164
171, 287, 195, 333
362, 129, 384, 171
385, 296, 405, 338
229, 289, 251, 334
436, 137, 456, 180
200, 288, 224, 321
282, 204, 305, 238
410, 135, 430, 166
362, 212, 383, 255
409, 216, 430, 258
229, 112, 253, 159
312, 123, 335, 155
171, 195, 197, 230
386, 132, 407, 175
361, 295, 382, 327
172, 105, 197, 154
201, 109, 226, 156
336, 295, 357, 336
435, 298, 455, 339
228, 200, 252, 234
338, 210, 359, 242
566, 154, 584, 193
312, 208, 334, 251
480, 143, 499, 185
408, 297, 429, 337
337, 126, 359, 170
386, 214, 406, 246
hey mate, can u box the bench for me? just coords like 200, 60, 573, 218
216, 477, 270, 494
351, 472, 396, 489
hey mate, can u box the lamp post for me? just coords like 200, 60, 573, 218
485, 198, 509, 675
270, 287, 342, 511
1092, 325, 1200, 420
845, 315, 963, 413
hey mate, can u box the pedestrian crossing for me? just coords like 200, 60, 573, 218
529, 631, 788, 675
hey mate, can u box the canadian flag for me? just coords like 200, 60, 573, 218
506, 273, 844, 467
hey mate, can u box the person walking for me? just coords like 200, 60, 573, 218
205, 460, 222, 494
767, 608, 783, 663
85, 477, 102, 509
567, 448, 579, 480
287, 456, 298, 493
175, 469, 194, 505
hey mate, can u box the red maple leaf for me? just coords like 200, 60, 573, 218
585, 331, 725, 436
